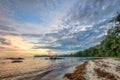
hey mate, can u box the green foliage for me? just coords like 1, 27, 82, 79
73, 14, 120, 58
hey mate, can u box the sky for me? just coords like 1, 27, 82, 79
0, 0, 120, 57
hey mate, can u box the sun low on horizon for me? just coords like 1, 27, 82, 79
0, 0, 120, 57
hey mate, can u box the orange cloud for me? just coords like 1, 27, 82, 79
0, 35, 49, 57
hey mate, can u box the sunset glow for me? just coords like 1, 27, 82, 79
0, 35, 49, 57
0, 0, 120, 57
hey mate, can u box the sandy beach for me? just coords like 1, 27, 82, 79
64, 58, 120, 80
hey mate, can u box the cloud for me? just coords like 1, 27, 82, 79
0, 37, 11, 45
0, 17, 52, 36
31, 0, 120, 52
0, 0, 120, 54
0, 35, 36, 55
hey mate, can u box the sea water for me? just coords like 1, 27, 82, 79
0, 57, 88, 80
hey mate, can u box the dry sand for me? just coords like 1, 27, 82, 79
64, 58, 120, 80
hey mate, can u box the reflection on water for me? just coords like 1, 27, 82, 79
0, 57, 88, 80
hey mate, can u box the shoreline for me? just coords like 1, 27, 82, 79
64, 58, 120, 80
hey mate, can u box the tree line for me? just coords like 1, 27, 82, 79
71, 14, 120, 57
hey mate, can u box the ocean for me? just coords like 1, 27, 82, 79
0, 57, 88, 80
